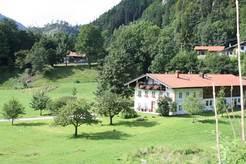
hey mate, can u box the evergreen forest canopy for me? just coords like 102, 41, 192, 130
1, 0, 246, 95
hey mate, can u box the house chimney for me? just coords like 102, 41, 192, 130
176, 70, 180, 78
199, 72, 205, 78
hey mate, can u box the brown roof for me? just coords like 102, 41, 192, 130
146, 74, 246, 89
194, 46, 225, 52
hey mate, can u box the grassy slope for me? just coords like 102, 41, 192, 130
0, 114, 241, 164
0, 66, 98, 118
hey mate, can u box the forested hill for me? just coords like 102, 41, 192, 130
28, 21, 80, 36
93, 0, 155, 32
94, 0, 246, 47
0, 13, 26, 30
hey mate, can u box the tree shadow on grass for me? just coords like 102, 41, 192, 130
169, 114, 191, 118
197, 119, 228, 124
14, 122, 47, 126
44, 66, 84, 81
71, 130, 131, 140
115, 120, 158, 127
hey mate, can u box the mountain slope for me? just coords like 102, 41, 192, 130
93, 0, 155, 32
0, 13, 26, 30
28, 21, 79, 35
94, 0, 245, 47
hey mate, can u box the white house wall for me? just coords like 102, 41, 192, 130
174, 88, 203, 114
132, 77, 242, 115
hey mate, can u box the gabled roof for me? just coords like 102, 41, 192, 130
126, 74, 246, 89
194, 46, 225, 52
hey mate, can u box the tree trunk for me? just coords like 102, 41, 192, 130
74, 125, 78, 137
192, 116, 195, 123
40, 110, 42, 116
109, 116, 113, 125
11, 118, 14, 125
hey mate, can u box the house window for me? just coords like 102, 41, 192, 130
178, 105, 182, 111
238, 98, 240, 103
138, 103, 141, 111
166, 92, 170, 97
210, 100, 213, 106
138, 91, 142, 97
145, 91, 148, 97
152, 91, 155, 98
179, 92, 182, 99
186, 92, 189, 97
159, 91, 163, 97
206, 100, 209, 106
193, 92, 196, 97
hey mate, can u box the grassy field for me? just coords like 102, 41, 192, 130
0, 66, 244, 163
0, 66, 98, 118
0, 113, 243, 164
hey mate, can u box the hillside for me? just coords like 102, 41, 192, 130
94, 0, 246, 47
93, 0, 155, 32
28, 21, 80, 35
0, 66, 98, 118
0, 13, 26, 30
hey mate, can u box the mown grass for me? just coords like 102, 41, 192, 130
0, 66, 98, 118
0, 114, 243, 164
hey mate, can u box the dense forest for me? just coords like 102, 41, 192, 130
1, 0, 246, 95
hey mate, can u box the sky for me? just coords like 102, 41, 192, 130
0, 0, 121, 27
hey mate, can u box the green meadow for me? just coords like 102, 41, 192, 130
0, 66, 97, 118
0, 66, 243, 163
1, 114, 242, 164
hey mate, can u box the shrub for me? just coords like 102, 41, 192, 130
221, 139, 246, 163
156, 97, 172, 116
72, 87, 78, 97
120, 107, 138, 119
74, 80, 81, 83
183, 95, 204, 123
47, 96, 75, 115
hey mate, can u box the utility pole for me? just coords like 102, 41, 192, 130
213, 83, 221, 164
236, 0, 245, 142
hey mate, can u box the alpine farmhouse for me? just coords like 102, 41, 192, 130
126, 71, 246, 115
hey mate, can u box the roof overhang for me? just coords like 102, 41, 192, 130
125, 74, 171, 88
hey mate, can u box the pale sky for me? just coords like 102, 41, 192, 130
0, 0, 121, 27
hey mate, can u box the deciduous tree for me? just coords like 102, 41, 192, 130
55, 99, 97, 137
2, 99, 25, 125
95, 91, 131, 125
30, 90, 50, 116
183, 95, 204, 123
75, 24, 104, 67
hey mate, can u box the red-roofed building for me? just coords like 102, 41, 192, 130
126, 72, 246, 115
194, 46, 225, 56
64, 51, 87, 64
